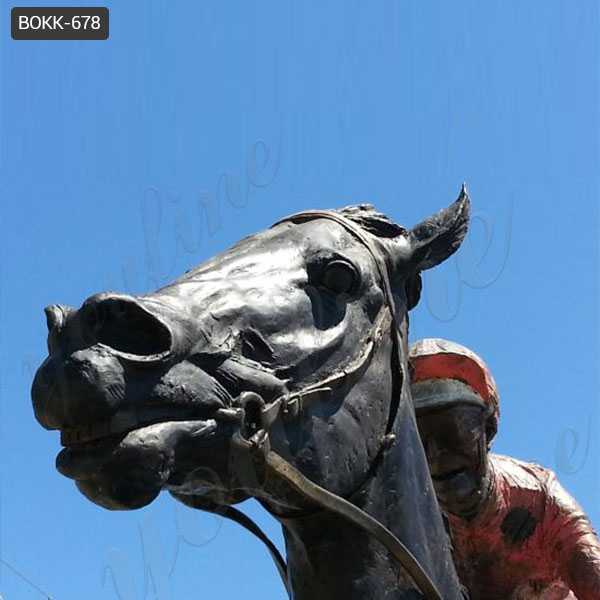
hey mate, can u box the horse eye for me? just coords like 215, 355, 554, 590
321, 260, 358, 295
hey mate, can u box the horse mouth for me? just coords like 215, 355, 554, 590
56, 404, 244, 486
60, 405, 244, 448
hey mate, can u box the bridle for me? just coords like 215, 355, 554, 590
205, 210, 444, 599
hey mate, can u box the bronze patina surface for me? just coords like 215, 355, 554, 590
32, 189, 470, 599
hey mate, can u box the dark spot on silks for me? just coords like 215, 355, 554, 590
501, 507, 538, 545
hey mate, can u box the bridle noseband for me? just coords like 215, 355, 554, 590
203, 211, 444, 600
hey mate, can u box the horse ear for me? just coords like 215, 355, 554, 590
407, 185, 470, 272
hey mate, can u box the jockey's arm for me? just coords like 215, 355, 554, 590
544, 475, 600, 600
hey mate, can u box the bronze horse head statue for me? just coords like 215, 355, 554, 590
32, 189, 470, 599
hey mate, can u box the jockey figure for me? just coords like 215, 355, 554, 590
410, 338, 600, 599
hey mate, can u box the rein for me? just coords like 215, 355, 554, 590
205, 210, 442, 599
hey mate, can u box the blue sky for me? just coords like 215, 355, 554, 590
1, 1, 598, 598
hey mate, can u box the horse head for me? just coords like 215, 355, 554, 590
32, 188, 470, 599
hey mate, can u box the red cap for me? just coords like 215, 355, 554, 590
409, 339, 499, 439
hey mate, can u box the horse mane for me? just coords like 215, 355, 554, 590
337, 204, 406, 239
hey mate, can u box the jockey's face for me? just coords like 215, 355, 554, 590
416, 403, 491, 519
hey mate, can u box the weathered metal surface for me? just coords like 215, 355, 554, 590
32, 191, 470, 599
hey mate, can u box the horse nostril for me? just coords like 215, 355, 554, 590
82, 295, 172, 357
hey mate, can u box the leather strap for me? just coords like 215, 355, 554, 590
211, 504, 290, 596
263, 447, 442, 599
170, 493, 290, 596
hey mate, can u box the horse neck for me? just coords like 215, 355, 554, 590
277, 377, 464, 599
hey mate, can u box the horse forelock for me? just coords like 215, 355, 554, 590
336, 204, 407, 239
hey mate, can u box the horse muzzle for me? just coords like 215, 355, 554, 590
32, 346, 126, 431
